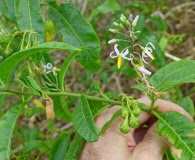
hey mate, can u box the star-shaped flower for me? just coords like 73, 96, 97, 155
141, 42, 155, 63
43, 63, 60, 76
110, 44, 132, 69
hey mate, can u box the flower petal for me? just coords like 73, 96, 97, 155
146, 42, 155, 49
108, 39, 117, 44
114, 44, 120, 55
142, 54, 149, 64
138, 66, 151, 75
144, 49, 154, 60
146, 47, 153, 53
110, 51, 118, 58
122, 49, 129, 56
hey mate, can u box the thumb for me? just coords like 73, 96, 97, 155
131, 123, 168, 160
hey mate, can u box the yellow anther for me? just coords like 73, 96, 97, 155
117, 56, 122, 69
55, 68, 61, 72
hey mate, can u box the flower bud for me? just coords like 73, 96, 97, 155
128, 14, 133, 22
120, 14, 126, 22
124, 20, 131, 26
109, 28, 118, 33
118, 23, 125, 29
132, 15, 139, 27
113, 22, 119, 27
108, 39, 117, 44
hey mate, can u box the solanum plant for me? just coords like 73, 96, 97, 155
0, 0, 195, 159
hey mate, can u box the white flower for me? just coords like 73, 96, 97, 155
110, 44, 132, 69
138, 65, 151, 75
142, 42, 155, 64
132, 15, 139, 27
43, 63, 60, 76
108, 39, 117, 44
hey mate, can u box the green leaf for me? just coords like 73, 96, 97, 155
177, 97, 194, 118
50, 133, 70, 160
148, 16, 167, 31
58, 51, 79, 90
0, 103, 26, 159
157, 111, 195, 159
0, 0, 16, 22
100, 71, 108, 84
131, 84, 148, 92
52, 96, 72, 122
150, 60, 195, 92
159, 36, 168, 53
73, 95, 99, 142
100, 109, 121, 134
0, 95, 6, 112
23, 128, 40, 142
0, 42, 80, 86
21, 76, 42, 96
88, 0, 120, 21
23, 140, 45, 153
0, 35, 12, 43
88, 100, 104, 117
88, 81, 101, 94
64, 132, 85, 160
48, 3, 101, 71
15, 0, 44, 42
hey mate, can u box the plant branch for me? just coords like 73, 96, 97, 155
0, 89, 150, 112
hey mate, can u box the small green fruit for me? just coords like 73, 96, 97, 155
120, 122, 130, 134
129, 117, 140, 128
132, 107, 141, 117
24, 108, 34, 118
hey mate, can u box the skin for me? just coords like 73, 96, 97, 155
80, 97, 193, 160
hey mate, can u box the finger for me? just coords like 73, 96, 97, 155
131, 123, 168, 160
95, 105, 123, 131
138, 97, 193, 120
82, 106, 132, 160
126, 111, 152, 147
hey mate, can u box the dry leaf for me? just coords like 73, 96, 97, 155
46, 96, 54, 120
170, 145, 182, 158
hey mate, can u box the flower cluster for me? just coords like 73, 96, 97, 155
108, 14, 155, 85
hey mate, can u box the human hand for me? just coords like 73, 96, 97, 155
80, 97, 193, 160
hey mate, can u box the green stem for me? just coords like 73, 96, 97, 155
149, 95, 157, 112
0, 89, 150, 112
130, 36, 134, 54
0, 89, 121, 105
